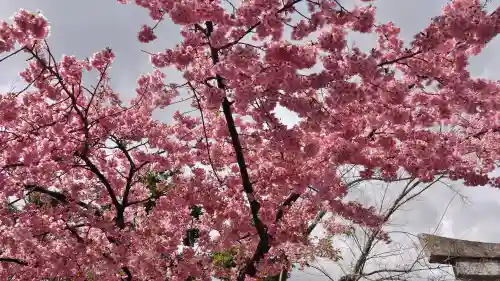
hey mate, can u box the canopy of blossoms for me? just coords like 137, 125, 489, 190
1, 0, 500, 280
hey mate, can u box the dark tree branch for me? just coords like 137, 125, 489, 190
275, 192, 300, 222
223, 93, 270, 280
306, 210, 327, 236
197, 17, 275, 280
109, 135, 148, 208
217, 0, 304, 51
195, 4, 307, 279
187, 82, 224, 185
377, 50, 423, 67
22, 40, 140, 281
470, 127, 500, 138
26, 45, 122, 227
0, 47, 25, 63
24, 184, 91, 211
77, 153, 123, 227
121, 266, 133, 281
0, 257, 28, 266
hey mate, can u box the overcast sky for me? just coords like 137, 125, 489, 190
2, 1, 500, 280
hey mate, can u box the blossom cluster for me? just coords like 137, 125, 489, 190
1, 0, 500, 280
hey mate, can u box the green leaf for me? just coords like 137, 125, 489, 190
183, 228, 200, 247
212, 248, 237, 269
101, 204, 112, 211
28, 193, 43, 206
189, 205, 203, 220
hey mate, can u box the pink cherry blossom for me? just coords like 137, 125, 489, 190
0, 1, 500, 280
137, 25, 157, 43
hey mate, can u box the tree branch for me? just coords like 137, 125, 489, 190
351, 175, 444, 279
109, 135, 143, 208
200, 18, 273, 280
275, 192, 300, 223
217, 0, 304, 51
121, 266, 132, 281
77, 153, 123, 227
377, 50, 423, 67
187, 82, 224, 185
0, 257, 28, 266
24, 184, 91, 211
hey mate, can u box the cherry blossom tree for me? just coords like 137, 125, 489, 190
1, 0, 500, 280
